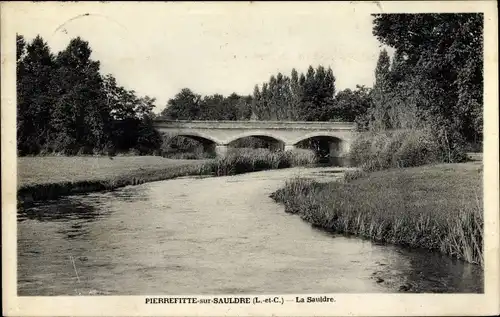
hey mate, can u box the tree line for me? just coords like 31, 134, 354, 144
17, 35, 162, 156
160, 65, 372, 124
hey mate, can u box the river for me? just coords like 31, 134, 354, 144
17, 167, 483, 295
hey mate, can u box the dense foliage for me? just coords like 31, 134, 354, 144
366, 13, 483, 156
159, 89, 253, 121
16, 35, 162, 156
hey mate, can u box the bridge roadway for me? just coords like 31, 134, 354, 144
153, 120, 357, 157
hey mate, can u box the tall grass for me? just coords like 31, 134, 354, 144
271, 164, 483, 265
199, 148, 317, 176
349, 129, 444, 172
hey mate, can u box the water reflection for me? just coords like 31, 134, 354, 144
17, 167, 483, 295
312, 228, 484, 293
398, 248, 483, 293
18, 198, 104, 223
103, 185, 151, 202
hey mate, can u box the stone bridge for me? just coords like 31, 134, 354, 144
153, 120, 357, 157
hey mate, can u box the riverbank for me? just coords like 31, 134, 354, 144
18, 149, 317, 202
271, 160, 483, 265
18, 156, 208, 203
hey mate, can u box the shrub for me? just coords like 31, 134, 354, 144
392, 130, 440, 167
349, 129, 448, 171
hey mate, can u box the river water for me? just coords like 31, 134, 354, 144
17, 167, 483, 295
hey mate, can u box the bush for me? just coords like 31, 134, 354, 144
349, 129, 448, 171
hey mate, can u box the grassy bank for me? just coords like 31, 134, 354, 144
18, 148, 317, 202
271, 162, 483, 265
18, 156, 208, 202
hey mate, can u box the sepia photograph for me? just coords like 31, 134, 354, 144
2, 1, 499, 316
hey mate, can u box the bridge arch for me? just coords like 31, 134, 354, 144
160, 131, 223, 157
171, 132, 223, 145
292, 132, 349, 164
291, 132, 345, 145
225, 131, 287, 151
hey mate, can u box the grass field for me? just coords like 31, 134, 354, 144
271, 160, 484, 265
18, 156, 207, 187
17, 156, 209, 202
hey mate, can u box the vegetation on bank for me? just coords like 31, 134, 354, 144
348, 129, 468, 173
271, 161, 483, 265
18, 149, 317, 202
18, 156, 207, 187
18, 156, 206, 202
199, 148, 317, 176
270, 127, 483, 265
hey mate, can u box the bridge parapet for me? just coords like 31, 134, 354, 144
153, 120, 357, 131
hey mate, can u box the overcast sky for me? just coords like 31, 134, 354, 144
13, 2, 395, 113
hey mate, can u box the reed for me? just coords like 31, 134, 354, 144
271, 163, 484, 265
349, 129, 444, 171
200, 148, 317, 176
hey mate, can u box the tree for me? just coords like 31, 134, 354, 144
368, 49, 392, 131
251, 85, 262, 120
334, 85, 373, 125
16, 34, 26, 62
103, 74, 137, 120
372, 13, 483, 146
16, 35, 56, 154
136, 95, 157, 119
299, 65, 337, 121
290, 68, 302, 120
250, 65, 337, 122
199, 94, 237, 120
234, 94, 253, 120
161, 88, 202, 120
50, 37, 110, 154
135, 115, 163, 155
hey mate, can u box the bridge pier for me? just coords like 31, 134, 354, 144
284, 144, 296, 151
215, 145, 228, 157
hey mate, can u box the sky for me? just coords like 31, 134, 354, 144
11, 2, 394, 113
